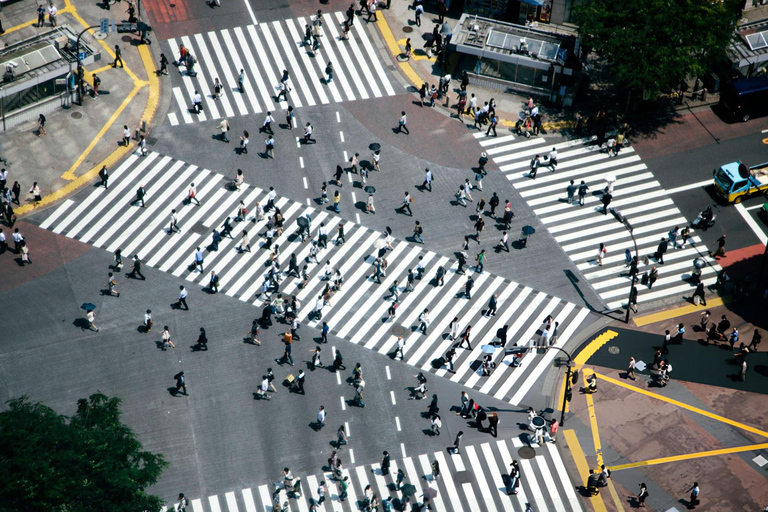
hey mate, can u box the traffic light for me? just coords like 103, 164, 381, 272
565, 388, 572, 402
571, 369, 579, 385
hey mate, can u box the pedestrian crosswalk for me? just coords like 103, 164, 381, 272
158, 436, 583, 511
40, 152, 594, 407
164, 12, 398, 126
474, 133, 722, 311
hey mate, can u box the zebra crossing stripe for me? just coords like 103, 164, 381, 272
252, 23, 293, 108
182, 35, 222, 119
271, 20, 320, 106
219, 29, 262, 114
236, 26, 276, 112
168, 38, 208, 121
207, 31, 248, 116
195, 33, 235, 117
323, 14, 369, 100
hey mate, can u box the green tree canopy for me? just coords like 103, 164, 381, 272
575, 0, 739, 93
0, 393, 168, 512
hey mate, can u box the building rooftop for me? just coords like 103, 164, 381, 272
727, 18, 768, 70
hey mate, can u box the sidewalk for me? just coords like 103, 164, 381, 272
553, 300, 768, 511
0, 0, 163, 219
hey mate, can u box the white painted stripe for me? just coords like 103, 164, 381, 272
167, 112, 179, 126
250, 24, 293, 109
292, 17, 342, 103
569, 230, 700, 262
350, 17, 395, 96
304, 475, 326, 512
171, 87, 194, 124
666, 179, 712, 195
95, 162, 193, 250
395, 416, 401, 431
465, 446, 497, 510
553, 206, 680, 243
527, 171, 656, 207
402, 458, 424, 505
207, 31, 248, 116
333, 244, 418, 338
369, 463, 390, 508
490, 297, 564, 399
496, 439, 529, 508
735, 202, 768, 244
284, 18, 328, 105
479, 133, 517, 147
186, 190, 275, 281
242, 488, 258, 512
560, 216, 688, 253
462, 483, 482, 512
510, 155, 642, 189
191, 498, 204, 512
334, 12, 381, 98
167, 39, 208, 121
433, 451, 465, 512
323, 14, 369, 99
512, 439, 547, 510
181, 35, 221, 119
340, 469, 359, 506
137, 177, 226, 265
195, 33, 235, 117
237, 26, 276, 112
220, 29, 262, 114
208, 494, 223, 512
390, 390, 396, 405
546, 443, 584, 511
450, 285, 529, 384
418, 454, 447, 512
40, 199, 74, 230
548, 199, 674, 233
272, 20, 321, 106
86, 158, 181, 246
474, 291, 547, 393
532, 453, 566, 512
509, 306, 587, 406
57, 154, 148, 236
480, 443, 515, 511
606, 276, 718, 310
257, 485, 272, 512
534, 180, 665, 216
579, 242, 709, 274
340, 395, 346, 410
314, 20, 354, 102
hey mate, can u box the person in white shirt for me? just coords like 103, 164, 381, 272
0, 228, 7, 254
317, 406, 326, 429
176, 285, 189, 310
240, 130, 249, 154
257, 376, 271, 399
187, 182, 200, 205
48, 4, 58, 26
192, 91, 202, 113
262, 112, 275, 134
12, 228, 24, 253
547, 148, 558, 171
304, 122, 314, 144
266, 187, 277, 211
418, 308, 430, 335
314, 295, 325, 320
498, 231, 510, 252
169, 209, 180, 233
123, 125, 131, 146
395, 336, 405, 360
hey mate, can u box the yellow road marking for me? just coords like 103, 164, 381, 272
562, 429, 608, 512
395, 38, 436, 61
80, 64, 115, 87
585, 391, 625, 511
560, 330, 618, 413
138, 45, 160, 128
60, 85, 141, 181
376, 16, 422, 87
14, 145, 134, 215
596, 372, 768, 438
632, 296, 729, 326
609, 442, 768, 471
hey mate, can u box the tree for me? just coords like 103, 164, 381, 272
0, 393, 168, 512
575, 0, 738, 94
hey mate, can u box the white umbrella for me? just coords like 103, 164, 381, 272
374, 239, 387, 250
604, 174, 616, 184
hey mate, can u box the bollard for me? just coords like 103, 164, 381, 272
141, 120, 147, 132
701, 89, 707, 102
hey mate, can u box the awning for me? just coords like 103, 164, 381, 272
520, 0, 544, 6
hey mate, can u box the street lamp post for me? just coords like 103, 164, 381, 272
510, 345, 574, 426
75, 25, 100, 106
611, 208, 638, 324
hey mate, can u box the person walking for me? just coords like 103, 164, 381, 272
486, 293, 498, 317
176, 285, 189, 310
129, 254, 145, 279
413, 221, 424, 243
372, 149, 381, 172
240, 130, 249, 154
475, 249, 486, 273
566, 180, 577, 204
192, 246, 204, 272
648, 266, 659, 289
578, 180, 589, 206
132, 185, 146, 207
169, 209, 181, 233
85, 309, 99, 332
303, 123, 315, 144
497, 231, 510, 252
28, 182, 42, 202
417, 308, 430, 334
316, 406, 326, 430
655, 237, 668, 264
601, 191, 612, 214
421, 168, 433, 192
474, 217, 485, 243
173, 371, 187, 395
400, 191, 413, 216
218, 118, 230, 142
693, 282, 707, 306
264, 135, 275, 158
529, 155, 541, 179
597, 243, 607, 266
37, 114, 47, 137
458, 325, 472, 349
209, 270, 219, 293
112, 44, 123, 68
397, 111, 409, 134
710, 234, 727, 259
99, 165, 109, 189
161, 326, 176, 349
687, 482, 700, 508
546, 147, 558, 171
465, 275, 474, 299
106, 272, 120, 297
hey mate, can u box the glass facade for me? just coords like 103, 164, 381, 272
1, 76, 67, 116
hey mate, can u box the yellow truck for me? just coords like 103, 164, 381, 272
713, 161, 768, 204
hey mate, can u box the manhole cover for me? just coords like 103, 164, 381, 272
190, 223, 207, 235
391, 325, 406, 337
608, 345, 620, 355
403, 26, 413, 33
122, 35, 133, 43
454, 470, 472, 484
517, 446, 536, 459
146, 137, 159, 146
71, 112, 82, 119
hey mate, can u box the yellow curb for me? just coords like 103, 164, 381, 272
60, 84, 142, 181
559, 330, 618, 413
562, 429, 608, 512
14, 144, 134, 216
138, 44, 160, 128
632, 296, 730, 327
375, 16, 422, 88
395, 37, 436, 61
585, 390, 625, 511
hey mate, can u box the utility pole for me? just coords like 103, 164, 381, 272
611, 208, 639, 323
